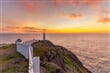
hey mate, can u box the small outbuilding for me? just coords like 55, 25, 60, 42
16, 38, 22, 43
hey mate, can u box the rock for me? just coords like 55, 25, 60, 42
40, 66, 47, 73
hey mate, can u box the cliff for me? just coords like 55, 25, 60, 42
32, 40, 92, 73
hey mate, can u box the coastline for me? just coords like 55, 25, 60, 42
0, 44, 9, 47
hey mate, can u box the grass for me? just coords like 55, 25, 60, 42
45, 62, 61, 73
64, 56, 84, 73
33, 42, 55, 59
0, 44, 16, 49
33, 46, 49, 58
0, 44, 28, 73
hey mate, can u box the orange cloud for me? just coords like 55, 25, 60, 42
4, 26, 59, 33
20, 0, 35, 13
98, 17, 110, 23
53, 0, 64, 6
7, 26, 41, 31
61, 13, 83, 19
68, 0, 75, 6
3, 26, 40, 33
68, 13, 83, 18
20, 0, 44, 14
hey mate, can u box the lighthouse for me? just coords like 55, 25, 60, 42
43, 31, 46, 40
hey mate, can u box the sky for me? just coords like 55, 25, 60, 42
0, 0, 110, 33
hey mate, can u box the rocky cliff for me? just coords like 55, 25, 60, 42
32, 40, 92, 73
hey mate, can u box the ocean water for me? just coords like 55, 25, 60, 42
0, 33, 110, 73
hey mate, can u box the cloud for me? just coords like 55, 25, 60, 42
53, 0, 76, 7
19, 0, 44, 14
52, 0, 106, 7
53, 0, 64, 6
4, 26, 59, 33
20, 0, 35, 13
98, 17, 110, 23
68, 0, 75, 6
18, 0, 108, 15
6, 26, 42, 33
103, 9, 110, 14
75, 0, 106, 8
61, 13, 83, 19
68, 13, 83, 18
23, 27, 41, 30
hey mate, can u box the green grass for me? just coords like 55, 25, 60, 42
0, 44, 16, 49
45, 62, 60, 73
33, 42, 55, 59
34, 46, 49, 58
0, 44, 28, 73
2, 59, 28, 73
64, 56, 84, 73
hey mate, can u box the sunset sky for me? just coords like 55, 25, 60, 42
0, 0, 110, 33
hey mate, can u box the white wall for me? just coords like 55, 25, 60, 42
29, 46, 34, 73
33, 57, 40, 73
17, 43, 30, 59
16, 40, 40, 73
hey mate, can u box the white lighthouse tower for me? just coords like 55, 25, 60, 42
43, 31, 46, 40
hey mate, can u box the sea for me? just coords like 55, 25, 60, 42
0, 33, 110, 73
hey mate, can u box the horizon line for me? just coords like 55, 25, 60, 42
0, 32, 110, 34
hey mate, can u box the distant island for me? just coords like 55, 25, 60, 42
0, 39, 92, 73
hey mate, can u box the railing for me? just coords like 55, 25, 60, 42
16, 40, 40, 73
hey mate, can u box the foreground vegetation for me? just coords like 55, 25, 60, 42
0, 44, 28, 73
